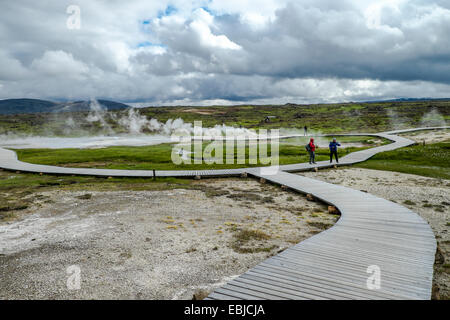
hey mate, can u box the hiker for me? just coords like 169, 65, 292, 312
306, 138, 316, 164
329, 138, 341, 163
304, 125, 308, 136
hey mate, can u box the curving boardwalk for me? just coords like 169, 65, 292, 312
205, 127, 447, 300
0, 126, 448, 299
208, 170, 436, 299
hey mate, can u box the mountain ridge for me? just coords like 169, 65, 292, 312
0, 98, 130, 115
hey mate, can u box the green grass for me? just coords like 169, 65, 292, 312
14, 136, 381, 171
0, 169, 194, 222
230, 228, 276, 254
356, 141, 450, 179
137, 101, 450, 133
1, 100, 449, 136
0, 170, 192, 193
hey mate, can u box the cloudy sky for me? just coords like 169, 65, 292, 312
1, 0, 450, 105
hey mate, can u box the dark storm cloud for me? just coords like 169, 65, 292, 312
0, 0, 450, 104
211, 1, 450, 82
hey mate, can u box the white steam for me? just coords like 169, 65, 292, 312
387, 107, 448, 130
115, 105, 257, 137
420, 108, 447, 127
0, 99, 261, 149
386, 109, 407, 130
86, 99, 115, 134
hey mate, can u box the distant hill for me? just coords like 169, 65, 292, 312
0, 98, 130, 115
0, 99, 58, 114
364, 97, 450, 103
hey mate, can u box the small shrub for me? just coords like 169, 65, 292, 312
307, 221, 333, 230
231, 228, 274, 253
185, 247, 197, 253
261, 196, 275, 203
192, 289, 209, 300
235, 229, 271, 242
76, 193, 92, 200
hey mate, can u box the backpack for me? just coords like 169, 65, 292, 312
305, 143, 311, 152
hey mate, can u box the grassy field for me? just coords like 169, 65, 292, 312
14, 136, 384, 171
0, 100, 449, 136
15, 140, 450, 180
356, 141, 450, 179
138, 101, 450, 133
0, 169, 194, 222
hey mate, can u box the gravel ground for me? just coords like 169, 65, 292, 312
0, 178, 337, 300
302, 168, 450, 299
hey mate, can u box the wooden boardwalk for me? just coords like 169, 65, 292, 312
0, 126, 446, 179
207, 170, 436, 300
0, 126, 447, 299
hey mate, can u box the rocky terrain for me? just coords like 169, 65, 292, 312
0, 178, 338, 299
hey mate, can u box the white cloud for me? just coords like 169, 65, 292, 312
0, 50, 29, 80
0, 0, 449, 104
31, 50, 89, 79
240, 13, 271, 29
190, 19, 242, 50
364, 0, 404, 35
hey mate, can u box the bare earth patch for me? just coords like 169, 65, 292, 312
302, 168, 450, 299
0, 178, 338, 300
399, 129, 450, 144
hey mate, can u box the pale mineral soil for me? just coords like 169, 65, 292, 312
398, 128, 450, 144
302, 168, 450, 299
0, 178, 338, 300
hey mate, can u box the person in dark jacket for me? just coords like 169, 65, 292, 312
329, 138, 341, 163
307, 138, 316, 164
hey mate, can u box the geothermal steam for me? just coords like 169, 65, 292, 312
0, 99, 259, 149
86, 99, 256, 137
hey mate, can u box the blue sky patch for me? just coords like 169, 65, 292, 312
158, 5, 177, 18
137, 41, 167, 49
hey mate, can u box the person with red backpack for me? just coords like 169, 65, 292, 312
305, 138, 317, 164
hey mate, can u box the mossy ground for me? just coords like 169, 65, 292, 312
1, 100, 449, 135
14, 136, 384, 171
0, 169, 192, 222
356, 141, 450, 179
